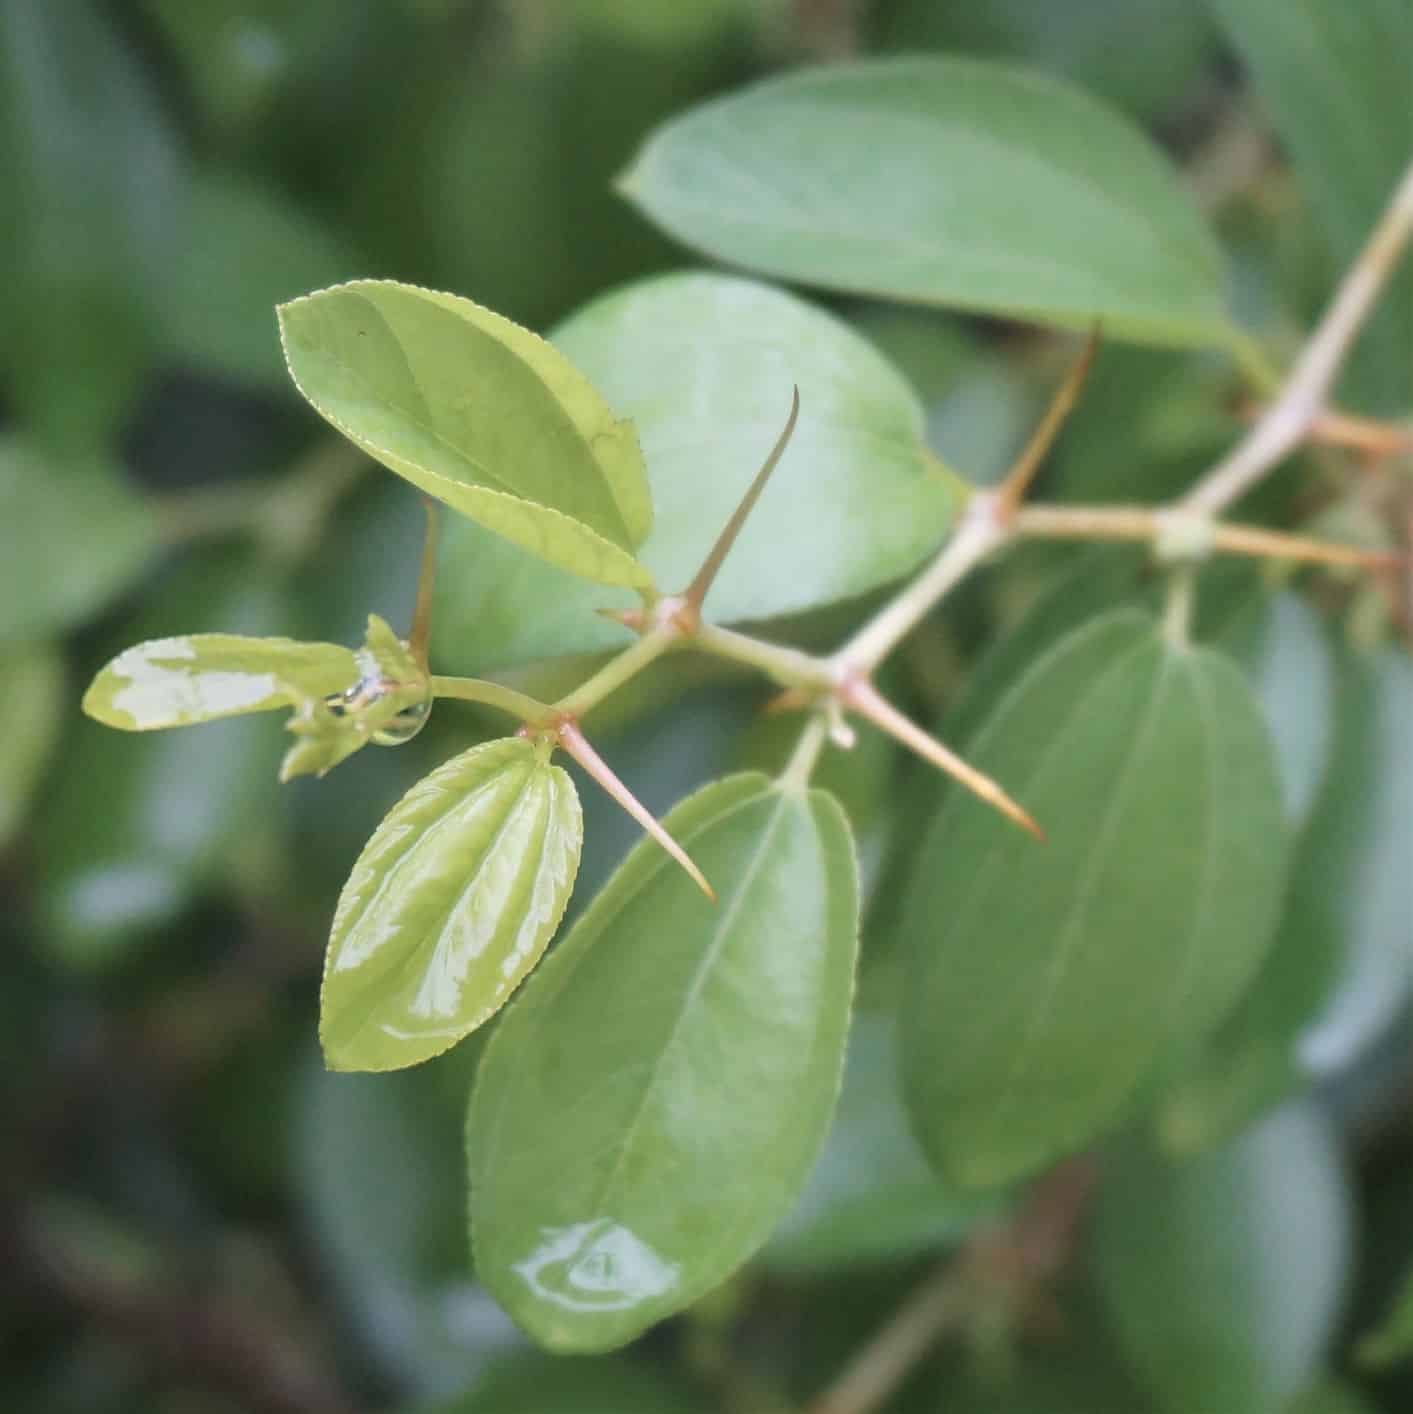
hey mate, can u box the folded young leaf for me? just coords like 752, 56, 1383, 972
900, 610, 1288, 1189
620, 58, 1234, 349
321, 737, 582, 1072
467, 773, 859, 1352
278, 280, 654, 588
83, 633, 358, 730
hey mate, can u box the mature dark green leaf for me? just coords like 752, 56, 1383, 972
0, 643, 63, 847
0, 439, 157, 640
321, 737, 582, 1072
158, 172, 361, 388
1360, 1261, 1413, 1369
278, 280, 653, 588
900, 610, 1288, 1188
765, 1012, 1003, 1272
468, 774, 858, 1351
1207, 0, 1413, 413
433, 272, 960, 670
414, 1349, 707, 1413
620, 59, 1233, 348
295, 1042, 521, 1398
0, 0, 185, 450
1096, 1103, 1352, 1413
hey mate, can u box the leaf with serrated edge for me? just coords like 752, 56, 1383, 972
321, 737, 582, 1072
467, 774, 858, 1352
278, 280, 653, 588
620, 58, 1233, 349
900, 610, 1288, 1188
83, 635, 358, 731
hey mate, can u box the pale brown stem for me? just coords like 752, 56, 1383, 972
555, 720, 715, 900
841, 678, 1042, 840
684, 387, 800, 618
1184, 155, 1413, 516
994, 326, 1101, 521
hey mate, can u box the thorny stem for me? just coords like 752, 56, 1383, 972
1184, 153, 1413, 516
693, 621, 833, 691
834, 495, 1009, 678
552, 620, 685, 720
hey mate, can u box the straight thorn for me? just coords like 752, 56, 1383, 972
409, 497, 440, 671
556, 720, 716, 900
843, 678, 1043, 840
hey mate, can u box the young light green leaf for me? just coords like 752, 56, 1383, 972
1359, 1261, 1413, 1370
278, 280, 653, 588
619, 59, 1233, 349
83, 634, 358, 731
467, 774, 859, 1352
321, 738, 582, 1073
1208, 0, 1413, 413
0, 439, 157, 640
765, 1012, 1005, 1272
433, 272, 961, 670
0, 643, 64, 847
1096, 1103, 1352, 1413
900, 610, 1288, 1189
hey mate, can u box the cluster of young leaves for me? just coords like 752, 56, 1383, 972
21, 2, 1413, 1411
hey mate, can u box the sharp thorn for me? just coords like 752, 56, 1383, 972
556, 720, 716, 900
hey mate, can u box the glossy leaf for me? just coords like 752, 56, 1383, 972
1096, 1103, 1352, 1413
620, 59, 1233, 348
467, 774, 859, 1351
765, 1012, 1003, 1272
1208, 0, 1413, 413
0, 439, 157, 640
83, 635, 357, 732
321, 738, 582, 1072
0, 644, 63, 847
433, 272, 960, 669
278, 279, 653, 588
1359, 1261, 1413, 1369
900, 610, 1288, 1188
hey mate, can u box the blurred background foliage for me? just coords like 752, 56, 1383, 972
1, 1, 1411, 1411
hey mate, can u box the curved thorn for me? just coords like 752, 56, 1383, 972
556, 720, 716, 900
684, 386, 801, 615
995, 325, 1101, 521
843, 679, 1043, 840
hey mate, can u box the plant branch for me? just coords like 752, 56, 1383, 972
692, 622, 833, 690
1184, 154, 1413, 516
1012, 503, 1400, 570
834, 495, 1009, 678
409, 498, 440, 670
430, 675, 553, 723
552, 622, 683, 720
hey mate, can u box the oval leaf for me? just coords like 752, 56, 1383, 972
619, 58, 1233, 348
433, 273, 960, 669
278, 280, 653, 588
321, 737, 583, 1072
83, 634, 358, 730
1096, 1103, 1352, 1413
900, 610, 1288, 1188
467, 773, 859, 1352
